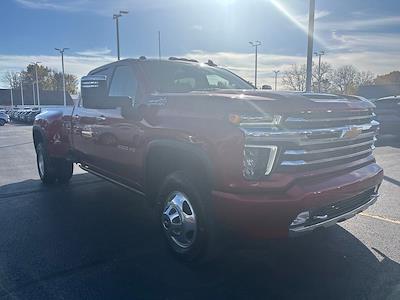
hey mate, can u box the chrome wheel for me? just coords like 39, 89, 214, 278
162, 191, 197, 249
38, 149, 45, 177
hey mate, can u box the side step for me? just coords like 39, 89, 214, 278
79, 164, 146, 197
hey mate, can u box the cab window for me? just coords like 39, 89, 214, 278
109, 65, 138, 99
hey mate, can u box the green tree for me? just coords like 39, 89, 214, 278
2, 63, 78, 94
374, 71, 400, 85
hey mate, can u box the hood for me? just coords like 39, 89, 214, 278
151, 90, 374, 116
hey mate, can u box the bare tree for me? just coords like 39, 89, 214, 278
330, 65, 359, 94
2, 71, 20, 89
356, 71, 375, 86
282, 64, 307, 91
312, 62, 333, 93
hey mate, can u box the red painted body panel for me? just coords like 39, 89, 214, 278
33, 60, 383, 240
212, 163, 383, 238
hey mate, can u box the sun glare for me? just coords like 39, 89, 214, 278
269, 0, 326, 46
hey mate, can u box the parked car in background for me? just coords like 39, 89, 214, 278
372, 95, 400, 136
0, 111, 10, 126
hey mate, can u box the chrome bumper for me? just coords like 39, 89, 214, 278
289, 192, 379, 237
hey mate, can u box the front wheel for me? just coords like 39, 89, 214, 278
0, 119, 5, 126
157, 171, 219, 263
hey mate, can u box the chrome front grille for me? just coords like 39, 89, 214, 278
242, 109, 378, 175
278, 110, 377, 171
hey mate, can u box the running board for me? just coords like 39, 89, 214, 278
79, 164, 146, 197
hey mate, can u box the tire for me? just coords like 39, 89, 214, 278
0, 119, 5, 126
36, 142, 73, 184
56, 159, 74, 184
157, 171, 219, 263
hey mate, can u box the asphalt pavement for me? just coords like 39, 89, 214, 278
0, 123, 399, 300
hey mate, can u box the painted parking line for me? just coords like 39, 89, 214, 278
360, 212, 400, 225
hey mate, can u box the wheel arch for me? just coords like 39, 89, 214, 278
145, 139, 215, 203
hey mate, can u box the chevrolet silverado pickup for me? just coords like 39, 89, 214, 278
33, 58, 383, 262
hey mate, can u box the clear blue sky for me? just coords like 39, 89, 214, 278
1, 0, 399, 87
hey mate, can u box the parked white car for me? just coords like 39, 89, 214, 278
0, 112, 10, 126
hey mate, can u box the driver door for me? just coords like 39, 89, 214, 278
90, 64, 144, 188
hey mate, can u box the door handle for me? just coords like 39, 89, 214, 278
96, 116, 107, 122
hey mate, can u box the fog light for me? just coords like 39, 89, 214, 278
243, 146, 277, 179
290, 211, 310, 227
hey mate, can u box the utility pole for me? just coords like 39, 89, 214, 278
158, 30, 162, 60
273, 70, 280, 91
305, 0, 315, 92
249, 41, 261, 89
314, 50, 325, 93
55, 48, 69, 106
32, 62, 41, 106
113, 10, 128, 61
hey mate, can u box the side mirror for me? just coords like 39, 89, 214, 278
81, 75, 110, 109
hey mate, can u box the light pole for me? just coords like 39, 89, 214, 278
314, 50, 325, 93
273, 70, 280, 91
305, 0, 315, 92
9, 80, 14, 109
18, 72, 24, 106
113, 10, 128, 61
158, 30, 162, 60
55, 48, 69, 106
31, 62, 41, 106
32, 81, 36, 106
249, 41, 261, 89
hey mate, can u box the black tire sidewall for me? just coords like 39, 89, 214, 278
36, 143, 56, 184
0, 120, 5, 126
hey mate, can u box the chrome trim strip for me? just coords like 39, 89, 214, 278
243, 122, 378, 139
281, 149, 373, 166
286, 115, 373, 123
284, 140, 374, 155
79, 164, 145, 196
244, 145, 278, 175
246, 131, 376, 145
289, 193, 379, 236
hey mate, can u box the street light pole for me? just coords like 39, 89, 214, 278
19, 73, 24, 106
31, 62, 41, 106
249, 41, 261, 89
55, 48, 69, 106
158, 30, 162, 60
305, 0, 315, 92
273, 70, 280, 91
113, 10, 128, 61
9, 80, 14, 109
314, 50, 325, 93
32, 82, 36, 106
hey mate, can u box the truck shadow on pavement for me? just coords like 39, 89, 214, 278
0, 173, 399, 300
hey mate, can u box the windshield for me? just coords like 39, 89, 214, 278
141, 61, 253, 93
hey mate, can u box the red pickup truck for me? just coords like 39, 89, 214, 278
33, 58, 383, 262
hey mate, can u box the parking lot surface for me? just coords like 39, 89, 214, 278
0, 123, 399, 299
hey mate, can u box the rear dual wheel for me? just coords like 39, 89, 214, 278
36, 142, 73, 184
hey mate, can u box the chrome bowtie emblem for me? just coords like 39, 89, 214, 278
341, 126, 362, 139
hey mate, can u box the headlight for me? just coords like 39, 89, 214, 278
243, 145, 278, 179
229, 113, 282, 127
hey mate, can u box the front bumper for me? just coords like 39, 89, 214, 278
211, 163, 383, 239
288, 187, 379, 237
